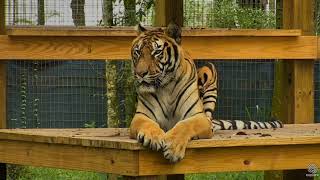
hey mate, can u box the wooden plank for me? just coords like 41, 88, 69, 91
0, 140, 139, 176
0, 35, 316, 60
0, 124, 319, 150
6, 27, 302, 37
138, 144, 320, 175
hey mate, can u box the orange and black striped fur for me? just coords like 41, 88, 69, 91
197, 63, 283, 131
129, 23, 213, 163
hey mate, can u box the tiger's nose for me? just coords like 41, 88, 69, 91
136, 69, 148, 77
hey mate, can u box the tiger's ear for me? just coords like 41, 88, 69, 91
136, 24, 147, 35
166, 22, 182, 45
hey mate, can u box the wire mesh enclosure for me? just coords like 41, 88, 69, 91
6, 59, 278, 128
5, 0, 154, 26
5, 0, 279, 28
7, 61, 107, 128
196, 60, 274, 121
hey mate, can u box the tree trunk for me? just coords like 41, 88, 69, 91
70, 0, 85, 26
37, 0, 45, 25
121, 0, 137, 127
124, 0, 137, 25
13, 0, 18, 25
102, 0, 113, 26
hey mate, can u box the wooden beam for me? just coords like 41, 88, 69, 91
0, 140, 139, 176
0, 139, 320, 176
0, 0, 5, 35
5, 27, 302, 37
155, 0, 183, 27
138, 144, 320, 176
0, 35, 316, 60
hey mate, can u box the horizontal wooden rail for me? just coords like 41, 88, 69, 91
6, 26, 302, 37
0, 124, 319, 176
0, 35, 317, 60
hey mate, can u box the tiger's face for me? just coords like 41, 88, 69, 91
131, 24, 181, 93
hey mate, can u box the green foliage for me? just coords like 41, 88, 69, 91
185, 0, 276, 29
7, 165, 29, 180
211, 0, 276, 28
236, 8, 276, 29
84, 121, 97, 128
245, 105, 272, 122
9, 167, 268, 180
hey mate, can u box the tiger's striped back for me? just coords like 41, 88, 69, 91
197, 63, 283, 130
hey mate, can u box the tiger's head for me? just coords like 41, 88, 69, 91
131, 23, 182, 93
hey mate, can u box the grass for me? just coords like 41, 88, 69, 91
7, 166, 108, 180
186, 172, 264, 180
7, 166, 320, 180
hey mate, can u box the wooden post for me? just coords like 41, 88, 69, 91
0, 0, 4, 35
268, 0, 315, 180
0, 0, 6, 179
280, 0, 315, 126
155, 0, 183, 27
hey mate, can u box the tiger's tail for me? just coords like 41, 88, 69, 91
197, 63, 283, 131
197, 62, 218, 119
212, 118, 283, 130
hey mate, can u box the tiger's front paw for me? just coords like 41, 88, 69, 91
136, 127, 165, 151
162, 131, 189, 163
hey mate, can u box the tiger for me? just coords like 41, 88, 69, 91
197, 63, 283, 131
129, 23, 283, 163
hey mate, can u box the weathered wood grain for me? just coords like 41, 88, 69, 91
0, 140, 138, 175
0, 35, 316, 60
0, 124, 319, 150
138, 144, 320, 175
6, 26, 302, 37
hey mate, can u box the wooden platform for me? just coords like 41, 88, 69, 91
0, 124, 319, 176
